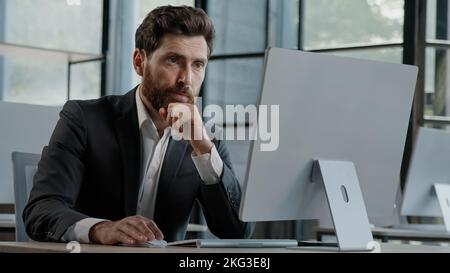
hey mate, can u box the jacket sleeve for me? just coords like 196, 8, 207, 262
197, 139, 255, 239
23, 101, 90, 242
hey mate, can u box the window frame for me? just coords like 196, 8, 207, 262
0, 0, 106, 102
423, 0, 450, 124
201, 0, 269, 128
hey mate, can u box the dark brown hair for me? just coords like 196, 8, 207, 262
135, 5, 215, 57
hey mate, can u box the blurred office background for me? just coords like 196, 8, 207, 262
0, 0, 449, 240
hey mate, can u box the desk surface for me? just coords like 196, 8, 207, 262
1, 241, 449, 253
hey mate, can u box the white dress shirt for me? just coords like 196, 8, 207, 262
62, 86, 224, 243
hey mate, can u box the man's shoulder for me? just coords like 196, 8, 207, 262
62, 88, 137, 117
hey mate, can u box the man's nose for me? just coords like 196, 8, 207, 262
178, 65, 193, 86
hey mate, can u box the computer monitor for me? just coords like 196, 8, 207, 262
238, 48, 418, 250
401, 127, 450, 232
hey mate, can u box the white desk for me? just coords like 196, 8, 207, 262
0, 241, 449, 253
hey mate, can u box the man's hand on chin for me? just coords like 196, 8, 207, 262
89, 215, 164, 245
159, 103, 214, 156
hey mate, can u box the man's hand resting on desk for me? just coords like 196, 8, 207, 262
89, 216, 164, 245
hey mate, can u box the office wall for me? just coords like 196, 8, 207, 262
0, 101, 61, 203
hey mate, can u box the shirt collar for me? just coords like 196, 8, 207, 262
136, 85, 159, 140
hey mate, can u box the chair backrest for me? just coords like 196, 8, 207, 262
11, 152, 41, 242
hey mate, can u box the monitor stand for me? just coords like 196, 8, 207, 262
309, 159, 375, 252
433, 184, 450, 232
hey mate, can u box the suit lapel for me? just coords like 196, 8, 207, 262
114, 88, 141, 216
156, 139, 189, 199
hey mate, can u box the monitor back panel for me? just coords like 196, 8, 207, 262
239, 48, 418, 227
401, 127, 450, 217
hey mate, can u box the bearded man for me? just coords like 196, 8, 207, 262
23, 5, 253, 245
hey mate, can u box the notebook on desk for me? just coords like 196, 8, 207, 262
167, 239, 298, 248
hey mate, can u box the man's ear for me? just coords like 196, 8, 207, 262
133, 49, 144, 76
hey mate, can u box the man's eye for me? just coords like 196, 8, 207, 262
193, 62, 205, 69
167, 57, 178, 64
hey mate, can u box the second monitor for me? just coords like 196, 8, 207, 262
401, 127, 450, 232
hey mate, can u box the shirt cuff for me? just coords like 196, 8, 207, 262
62, 218, 109, 244
191, 145, 224, 185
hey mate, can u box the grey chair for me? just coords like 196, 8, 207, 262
11, 152, 41, 242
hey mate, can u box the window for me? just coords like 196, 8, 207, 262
208, 0, 267, 55
204, 0, 267, 108
303, 0, 404, 49
0, 0, 103, 105
202, 0, 268, 183
424, 0, 450, 124
301, 0, 405, 67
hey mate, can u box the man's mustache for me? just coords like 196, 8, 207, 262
167, 85, 195, 102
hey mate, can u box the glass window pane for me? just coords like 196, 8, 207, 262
2, 56, 66, 106
268, 0, 299, 49
427, 0, 438, 40
424, 48, 450, 117
0, 0, 103, 105
204, 58, 264, 110
427, 0, 449, 40
70, 61, 101, 100
303, 0, 404, 49
208, 0, 267, 54
322, 47, 404, 64
3, 0, 103, 54
424, 123, 450, 132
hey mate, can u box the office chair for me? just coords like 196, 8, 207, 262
11, 152, 41, 242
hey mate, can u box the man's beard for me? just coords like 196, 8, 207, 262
141, 70, 196, 111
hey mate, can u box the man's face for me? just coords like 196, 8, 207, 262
138, 34, 208, 111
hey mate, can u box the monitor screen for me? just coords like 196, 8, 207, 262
401, 127, 450, 218
239, 48, 418, 227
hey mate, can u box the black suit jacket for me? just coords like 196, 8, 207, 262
23, 87, 253, 242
